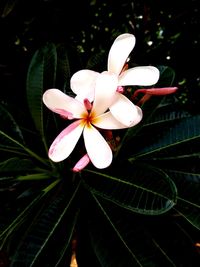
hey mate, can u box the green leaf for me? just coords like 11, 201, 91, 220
0, 193, 44, 246
175, 204, 200, 231
156, 65, 176, 87
26, 42, 57, 139
8, 181, 80, 266
84, 163, 177, 215
165, 169, 200, 230
130, 115, 200, 160
0, 157, 34, 174
116, 92, 164, 157
0, 0, 18, 18
56, 44, 71, 91
86, 50, 106, 70
87, 194, 177, 267
17, 173, 51, 181
0, 104, 24, 145
167, 170, 200, 205
88, 194, 143, 267
0, 130, 50, 167
143, 106, 191, 127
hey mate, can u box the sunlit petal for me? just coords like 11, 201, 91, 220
108, 33, 136, 75
118, 66, 160, 86
91, 72, 118, 116
110, 93, 143, 126
93, 111, 128, 129
43, 89, 86, 118
48, 120, 84, 162
83, 125, 112, 169
70, 69, 99, 102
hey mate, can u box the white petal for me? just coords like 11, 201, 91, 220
128, 106, 143, 127
91, 72, 118, 116
118, 66, 160, 86
107, 33, 136, 75
110, 93, 143, 126
70, 70, 100, 102
83, 124, 112, 169
43, 89, 86, 118
48, 120, 84, 162
93, 111, 128, 129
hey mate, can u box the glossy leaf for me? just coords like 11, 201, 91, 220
0, 130, 49, 167
165, 169, 200, 230
0, 157, 34, 174
26, 43, 57, 139
17, 173, 51, 181
0, 104, 24, 146
9, 181, 80, 267
56, 44, 71, 91
83, 163, 177, 215
86, 194, 179, 267
130, 115, 200, 160
156, 65, 176, 87
143, 106, 191, 127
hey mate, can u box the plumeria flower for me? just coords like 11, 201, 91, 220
43, 72, 143, 169
70, 33, 160, 126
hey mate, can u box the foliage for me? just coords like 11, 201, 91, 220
0, 38, 200, 266
0, 0, 200, 266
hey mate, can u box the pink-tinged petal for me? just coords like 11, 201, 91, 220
48, 120, 84, 162
118, 66, 160, 86
107, 33, 136, 75
110, 93, 143, 126
93, 111, 128, 129
43, 89, 86, 118
83, 124, 112, 169
72, 154, 90, 172
91, 72, 118, 116
70, 70, 100, 102
53, 109, 74, 120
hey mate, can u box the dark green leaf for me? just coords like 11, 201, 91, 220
165, 169, 200, 230
116, 93, 164, 157
56, 44, 71, 91
0, 104, 24, 145
0, 131, 50, 167
144, 106, 191, 127
87, 194, 177, 267
84, 163, 177, 215
130, 115, 200, 160
17, 173, 51, 181
26, 42, 57, 138
156, 65, 176, 87
0, 0, 18, 18
175, 203, 200, 231
9, 181, 80, 267
0, 157, 34, 174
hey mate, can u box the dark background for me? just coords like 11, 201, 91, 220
0, 0, 200, 114
0, 1, 200, 266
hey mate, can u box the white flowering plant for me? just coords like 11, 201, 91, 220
0, 33, 199, 266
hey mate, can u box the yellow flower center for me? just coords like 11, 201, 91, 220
81, 110, 100, 129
